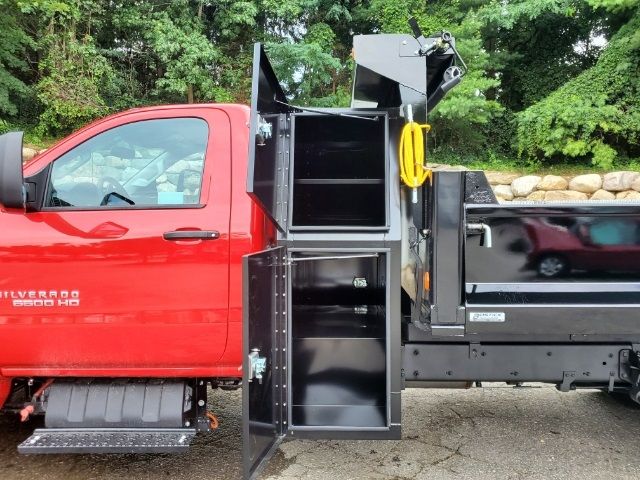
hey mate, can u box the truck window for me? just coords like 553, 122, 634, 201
46, 118, 209, 208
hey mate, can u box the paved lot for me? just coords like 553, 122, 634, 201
1, 385, 639, 480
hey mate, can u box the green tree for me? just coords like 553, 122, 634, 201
0, 0, 32, 117
18, 0, 114, 135
517, 2, 640, 167
148, 9, 224, 103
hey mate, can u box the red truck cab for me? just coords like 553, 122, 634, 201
0, 104, 273, 416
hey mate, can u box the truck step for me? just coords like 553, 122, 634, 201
18, 428, 196, 454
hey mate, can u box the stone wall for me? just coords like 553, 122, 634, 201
428, 164, 640, 202
487, 171, 640, 202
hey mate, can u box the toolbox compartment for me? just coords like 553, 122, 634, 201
289, 251, 389, 429
290, 114, 388, 230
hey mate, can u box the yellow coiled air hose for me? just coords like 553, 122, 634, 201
399, 121, 431, 202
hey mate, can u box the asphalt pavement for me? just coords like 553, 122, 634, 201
1, 385, 639, 480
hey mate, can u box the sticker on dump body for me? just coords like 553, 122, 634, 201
469, 312, 506, 322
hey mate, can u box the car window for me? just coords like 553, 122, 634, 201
46, 118, 209, 208
588, 220, 640, 246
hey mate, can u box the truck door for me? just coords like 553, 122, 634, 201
1, 108, 231, 371
243, 247, 287, 480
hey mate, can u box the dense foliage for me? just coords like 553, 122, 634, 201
0, 0, 638, 167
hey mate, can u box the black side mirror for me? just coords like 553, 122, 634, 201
0, 131, 26, 210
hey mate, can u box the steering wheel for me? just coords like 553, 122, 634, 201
98, 176, 133, 205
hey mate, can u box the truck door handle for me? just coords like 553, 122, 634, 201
163, 230, 220, 241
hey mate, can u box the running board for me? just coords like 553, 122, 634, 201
18, 428, 196, 454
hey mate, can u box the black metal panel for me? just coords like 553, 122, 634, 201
291, 338, 387, 420
465, 171, 496, 204
351, 34, 456, 110
465, 305, 640, 335
247, 44, 291, 232
249, 43, 288, 115
352, 34, 425, 106
467, 283, 640, 304
428, 172, 465, 327
464, 206, 640, 333
466, 209, 640, 285
463, 203, 640, 337
404, 343, 627, 385
45, 380, 187, 429
243, 247, 286, 480
0, 131, 25, 209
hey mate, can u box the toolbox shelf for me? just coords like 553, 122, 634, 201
294, 178, 384, 185
292, 305, 385, 339
291, 405, 387, 428
292, 183, 386, 228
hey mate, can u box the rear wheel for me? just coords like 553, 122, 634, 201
537, 255, 569, 278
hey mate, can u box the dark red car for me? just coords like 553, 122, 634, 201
525, 217, 640, 277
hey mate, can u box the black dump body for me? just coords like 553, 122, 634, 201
405, 171, 640, 393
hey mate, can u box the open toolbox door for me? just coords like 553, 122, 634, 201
243, 247, 287, 479
247, 43, 293, 233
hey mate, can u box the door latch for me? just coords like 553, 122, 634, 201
466, 222, 492, 248
352, 277, 368, 288
256, 116, 273, 146
248, 348, 267, 384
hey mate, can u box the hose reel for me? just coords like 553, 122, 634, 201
399, 104, 432, 203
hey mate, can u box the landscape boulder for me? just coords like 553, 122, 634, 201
616, 190, 640, 200
569, 174, 602, 193
603, 171, 640, 192
493, 185, 514, 201
526, 191, 546, 201
22, 147, 38, 162
544, 190, 588, 202
511, 175, 541, 197
485, 171, 520, 185
590, 189, 615, 200
537, 175, 568, 191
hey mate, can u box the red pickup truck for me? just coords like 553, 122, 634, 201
0, 104, 274, 446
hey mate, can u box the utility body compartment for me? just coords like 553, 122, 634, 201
289, 251, 389, 430
244, 43, 402, 480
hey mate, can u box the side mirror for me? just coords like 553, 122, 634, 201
0, 131, 25, 210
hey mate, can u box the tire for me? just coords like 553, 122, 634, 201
537, 255, 569, 278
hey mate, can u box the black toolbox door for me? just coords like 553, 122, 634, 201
247, 43, 292, 232
243, 247, 287, 479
